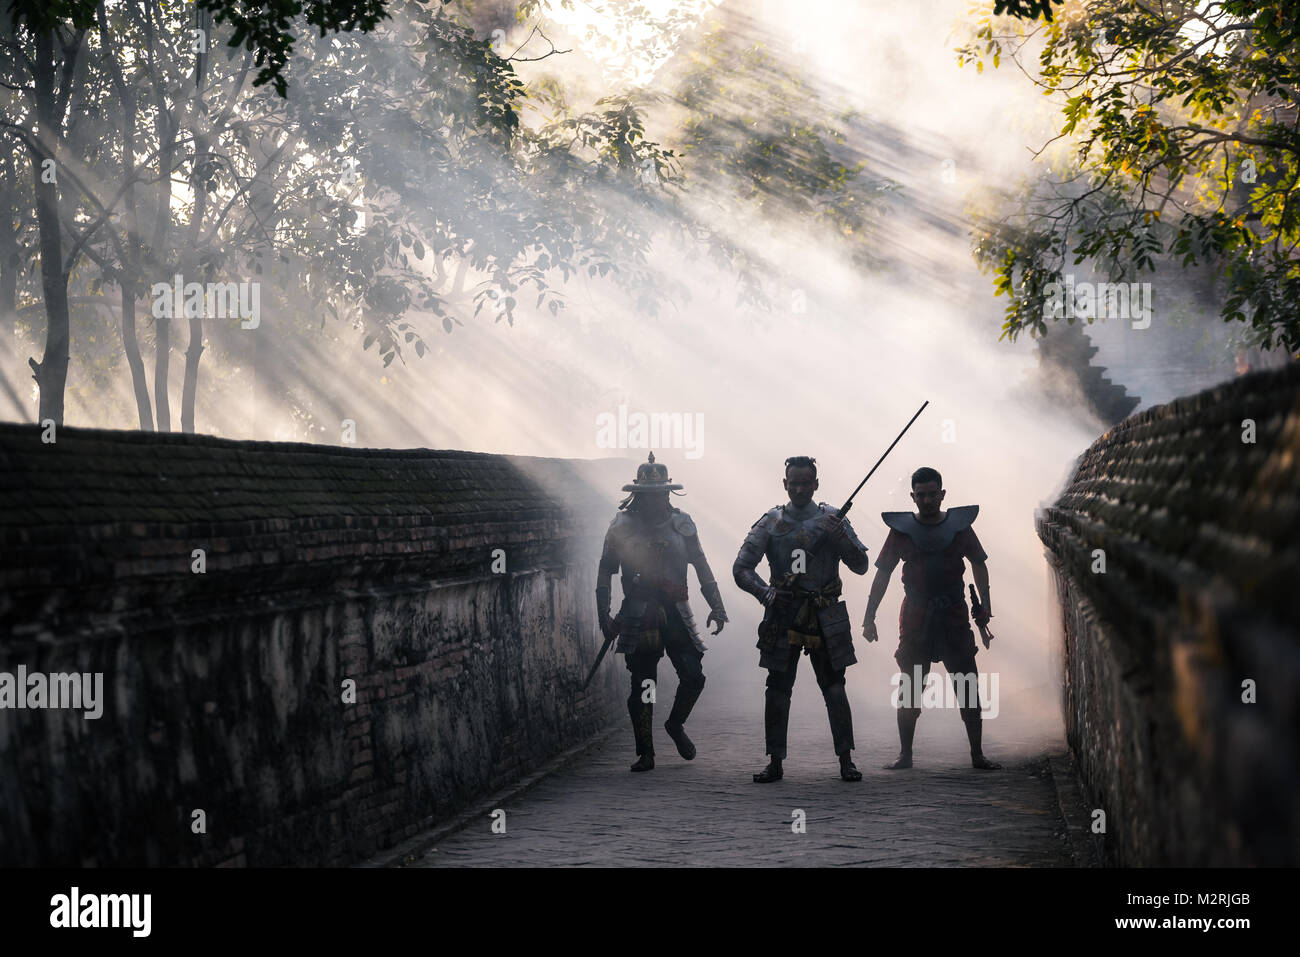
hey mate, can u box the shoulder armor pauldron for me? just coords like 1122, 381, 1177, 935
766, 505, 795, 535
880, 505, 979, 552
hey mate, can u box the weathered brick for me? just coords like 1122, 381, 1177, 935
0, 427, 627, 866
1038, 362, 1300, 866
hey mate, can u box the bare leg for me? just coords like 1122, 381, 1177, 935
885, 659, 927, 769
952, 659, 1001, 770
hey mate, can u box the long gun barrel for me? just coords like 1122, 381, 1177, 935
836, 400, 930, 519
805, 400, 929, 555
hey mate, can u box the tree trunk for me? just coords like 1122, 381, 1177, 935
121, 281, 153, 428
100, 0, 153, 431
0, 224, 26, 420
0, 142, 25, 420
246, 132, 282, 439
180, 4, 210, 435
154, 308, 170, 430
141, 0, 176, 432
181, 313, 202, 434
29, 26, 69, 426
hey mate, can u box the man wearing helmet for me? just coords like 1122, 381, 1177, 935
596, 453, 728, 772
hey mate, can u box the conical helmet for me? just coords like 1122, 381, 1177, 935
621, 451, 684, 492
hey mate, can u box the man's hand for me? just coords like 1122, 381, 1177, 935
862, 618, 879, 643
707, 610, 727, 635
600, 614, 618, 640
819, 512, 847, 541
761, 586, 792, 608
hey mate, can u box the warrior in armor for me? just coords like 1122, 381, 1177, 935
862, 467, 1001, 770
596, 453, 728, 772
733, 456, 870, 783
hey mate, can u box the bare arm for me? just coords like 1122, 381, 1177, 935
865, 564, 892, 620
861, 564, 893, 641
970, 559, 991, 618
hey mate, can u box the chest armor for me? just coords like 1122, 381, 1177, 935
611, 513, 692, 595
764, 504, 842, 591
883, 505, 979, 598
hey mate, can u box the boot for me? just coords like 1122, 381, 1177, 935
664, 679, 704, 761
824, 682, 855, 757
753, 757, 783, 783
839, 753, 862, 782
883, 708, 919, 770
763, 688, 792, 764
628, 689, 655, 772
664, 722, 695, 761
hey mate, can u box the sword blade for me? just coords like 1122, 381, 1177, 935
581, 635, 615, 690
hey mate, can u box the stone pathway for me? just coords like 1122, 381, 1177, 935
397, 678, 1079, 867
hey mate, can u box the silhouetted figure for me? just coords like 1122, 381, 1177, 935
734, 456, 869, 783
863, 467, 1001, 770
596, 453, 727, 772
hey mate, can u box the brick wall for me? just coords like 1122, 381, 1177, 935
0, 425, 626, 866
1037, 362, 1300, 866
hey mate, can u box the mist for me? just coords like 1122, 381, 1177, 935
361, 0, 1103, 752
1, 0, 1128, 756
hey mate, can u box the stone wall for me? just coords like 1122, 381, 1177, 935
1037, 361, 1300, 866
0, 425, 625, 866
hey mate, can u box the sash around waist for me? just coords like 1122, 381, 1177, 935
902, 590, 966, 608
624, 581, 688, 602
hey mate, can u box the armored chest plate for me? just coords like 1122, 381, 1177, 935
765, 503, 843, 590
